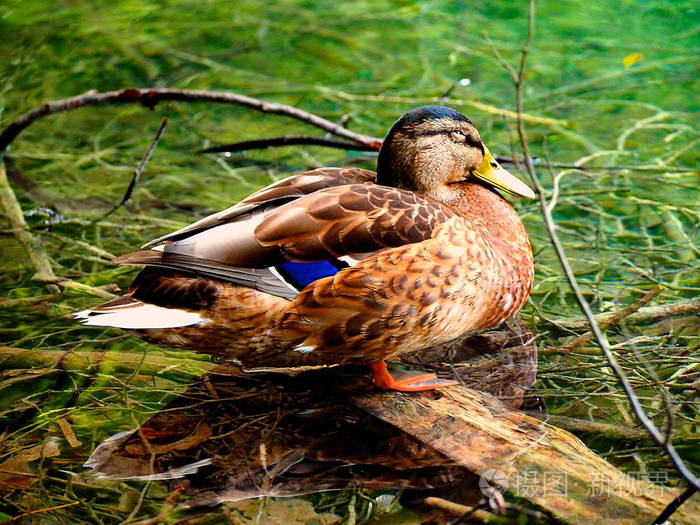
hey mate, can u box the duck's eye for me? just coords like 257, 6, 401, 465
450, 130, 466, 142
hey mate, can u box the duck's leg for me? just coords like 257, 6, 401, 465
369, 361, 458, 392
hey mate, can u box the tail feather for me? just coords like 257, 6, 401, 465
113, 250, 166, 266
74, 295, 206, 330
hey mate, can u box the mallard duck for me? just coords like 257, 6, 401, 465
76, 106, 535, 391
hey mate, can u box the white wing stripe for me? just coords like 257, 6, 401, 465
75, 304, 207, 329
268, 265, 300, 294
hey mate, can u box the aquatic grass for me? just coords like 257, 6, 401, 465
1, 0, 699, 522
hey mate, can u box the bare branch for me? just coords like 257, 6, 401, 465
548, 297, 700, 332
483, 32, 518, 83
120, 117, 169, 207
0, 87, 381, 153
200, 135, 379, 154
96, 117, 169, 225
557, 286, 663, 352
508, 0, 700, 493
424, 497, 487, 520
653, 485, 697, 525
523, 411, 653, 441
203, 141, 569, 168
201, 142, 695, 176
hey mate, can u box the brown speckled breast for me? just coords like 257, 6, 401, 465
252, 182, 532, 367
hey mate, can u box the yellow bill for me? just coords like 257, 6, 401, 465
473, 147, 536, 199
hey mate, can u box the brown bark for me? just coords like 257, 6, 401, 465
354, 387, 700, 524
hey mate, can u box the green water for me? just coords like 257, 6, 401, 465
1, 0, 698, 523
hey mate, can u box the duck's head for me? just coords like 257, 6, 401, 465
377, 106, 535, 202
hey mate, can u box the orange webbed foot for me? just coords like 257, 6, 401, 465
369, 361, 458, 392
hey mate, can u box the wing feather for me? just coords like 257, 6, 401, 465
256, 184, 455, 261
114, 251, 298, 300
143, 168, 375, 248
114, 170, 454, 300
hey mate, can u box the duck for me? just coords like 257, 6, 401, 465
75, 106, 535, 391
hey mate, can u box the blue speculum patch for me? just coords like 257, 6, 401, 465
276, 260, 348, 289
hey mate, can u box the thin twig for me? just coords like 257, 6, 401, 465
98, 117, 169, 223
524, 412, 652, 441
509, 0, 700, 493
10, 501, 80, 521
120, 117, 169, 207
203, 138, 540, 168
530, 162, 696, 173
200, 134, 379, 154
0, 87, 381, 153
201, 139, 696, 174
35, 277, 117, 298
423, 497, 488, 520
653, 485, 697, 525
549, 297, 700, 332
557, 286, 663, 352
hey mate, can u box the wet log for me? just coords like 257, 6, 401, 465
354, 387, 700, 524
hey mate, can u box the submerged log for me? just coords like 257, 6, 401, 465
0, 346, 212, 384
355, 388, 699, 524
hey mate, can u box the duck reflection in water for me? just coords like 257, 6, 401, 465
85, 321, 539, 521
